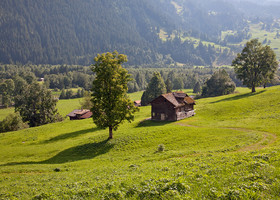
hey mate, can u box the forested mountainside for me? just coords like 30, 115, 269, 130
0, 0, 278, 66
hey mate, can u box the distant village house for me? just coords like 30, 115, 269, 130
134, 100, 141, 107
67, 109, 92, 120
150, 92, 195, 121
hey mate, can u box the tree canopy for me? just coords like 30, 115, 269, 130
91, 51, 138, 139
202, 69, 235, 97
193, 82, 202, 94
14, 82, 62, 127
141, 72, 167, 106
232, 39, 278, 92
0, 113, 28, 133
0, 79, 15, 108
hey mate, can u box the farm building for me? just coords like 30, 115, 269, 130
67, 109, 92, 120
134, 100, 141, 107
150, 92, 195, 121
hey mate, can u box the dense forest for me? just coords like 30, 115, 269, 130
1, 0, 277, 66
1, 64, 279, 93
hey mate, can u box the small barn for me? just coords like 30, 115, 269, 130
150, 92, 195, 121
134, 100, 141, 107
67, 109, 92, 120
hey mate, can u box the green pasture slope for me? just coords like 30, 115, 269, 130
1, 86, 280, 199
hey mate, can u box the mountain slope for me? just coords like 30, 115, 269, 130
0, 0, 279, 66
0, 0, 171, 65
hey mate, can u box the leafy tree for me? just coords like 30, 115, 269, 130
65, 90, 74, 99
76, 89, 81, 98
135, 72, 146, 90
173, 77, 184, 90
0, 79, 15, 108
202, 70, 235, 97
59, 89, 66, 99
13, 75, 28, 97
141, 72, 166, 106
232, 39, 278, 92
0, 112, 28, 133
80, 91, 93, 109
193, 82, 201, 94
15, 82, 62, 127
91, 51, 138, 139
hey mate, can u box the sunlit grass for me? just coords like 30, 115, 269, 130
0, 107, 14, 120
0, 86, 280, 199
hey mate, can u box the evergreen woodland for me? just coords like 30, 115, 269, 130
0, 0, 272, 67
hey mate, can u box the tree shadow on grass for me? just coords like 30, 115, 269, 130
210, 90, 265, 104
40, 127, 100, 144
2, 139, 113, 166
136, 119, 173, 128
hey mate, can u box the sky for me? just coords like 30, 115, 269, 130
227, 0, 280, 5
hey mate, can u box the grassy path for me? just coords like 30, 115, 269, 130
176, 123, 277, 152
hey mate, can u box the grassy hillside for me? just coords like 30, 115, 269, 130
223, 22, 280, 61
0, 86, 280, 199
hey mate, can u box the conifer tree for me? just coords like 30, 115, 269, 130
141, 72, 166, 106
165, 79, 172, 93
59, 89, 66, 99
193, 82, 201, 94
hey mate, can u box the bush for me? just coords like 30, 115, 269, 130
202, 69, 235, 97
0, 112, 29, 133
158, 144, 165, 152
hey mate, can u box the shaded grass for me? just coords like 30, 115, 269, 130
3, 139, 113, 165
210, 90, 265, 104
40, 127, 100, 144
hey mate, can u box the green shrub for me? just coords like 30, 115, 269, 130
0, 112, 28, 133
157, 144, 165, 152
202, 69, 235, 97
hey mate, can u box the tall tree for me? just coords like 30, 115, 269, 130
141, 72, 166, 106
14, 82, 62, 127
0, 79, 15, 108
80, 91, 93, 109
232, 39, 278, 92
91, 51, 138, 139
193, 81, 201, 94
165, 79, 172, 93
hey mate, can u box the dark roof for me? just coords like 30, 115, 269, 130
67, 109, 92, 117
184, 96, 195, 104
173, 91, 187, 98
152, 92, 195, 107
80, 111, 93, 119
162, 93, 181, 107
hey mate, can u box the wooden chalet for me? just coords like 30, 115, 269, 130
150, 92, 195, 121
67, 109, 92, 120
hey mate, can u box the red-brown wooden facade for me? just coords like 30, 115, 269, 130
150, 92, 195, 121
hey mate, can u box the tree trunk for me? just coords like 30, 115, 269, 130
252, 85, 256, 93
108, 126, 113, 139
263, 84, 266, 89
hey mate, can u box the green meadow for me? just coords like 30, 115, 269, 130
222, 22, 280, 60
0, 86, 280, 199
